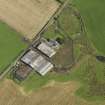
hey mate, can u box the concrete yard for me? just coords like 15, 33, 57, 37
0, 0, 59, 40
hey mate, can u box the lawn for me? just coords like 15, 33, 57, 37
0, 22, 27, 73
72, 0, 105, 54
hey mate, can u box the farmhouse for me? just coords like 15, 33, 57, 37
21, 50, 53, 76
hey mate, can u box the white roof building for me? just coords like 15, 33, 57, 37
37, 42, 56, 57
21, 50, 53, 76
21, 50, 39, 65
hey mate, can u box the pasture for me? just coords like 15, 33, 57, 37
73, 0, 105, 54
0, 22, 27, 73
0, 0, 59, 40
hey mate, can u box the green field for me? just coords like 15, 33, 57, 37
0, 22, 27, 73
58, 5, 81, 37
72, 0, 105, 54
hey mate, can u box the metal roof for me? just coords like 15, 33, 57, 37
21, 50, 53, 75
37, 42, 56, 57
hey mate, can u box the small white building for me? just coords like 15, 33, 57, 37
21, 50, 53, 76
37, 42, 56, 57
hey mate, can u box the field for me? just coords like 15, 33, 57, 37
0, 79, 96, 105
0, 22, 27, 73
72, 0, 105, 54
0, 0, 59, 40
58, 5, 81, 37
0, 79, 79, 105
1, 79, 105, 105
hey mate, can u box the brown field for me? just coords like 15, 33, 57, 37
0, 0, 59, 40
0, 79, 103, 105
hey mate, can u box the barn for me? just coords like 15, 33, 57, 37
21, 50, 53, 76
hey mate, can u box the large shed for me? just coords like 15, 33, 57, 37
21, 50, 53, 75
37, 42, 56, 57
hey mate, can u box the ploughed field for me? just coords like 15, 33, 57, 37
73, 0, 105, 54
0, 0, 59, 40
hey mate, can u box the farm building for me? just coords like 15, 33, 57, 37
21, 50, 53, 76
37, 42, 56, 57
15, 63, 32, 80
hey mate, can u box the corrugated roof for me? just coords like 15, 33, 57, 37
21, 50, 53, 75
38, 42, 56, 57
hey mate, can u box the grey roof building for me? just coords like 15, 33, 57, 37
21, 50, 53, 76
37, 42, 56, 57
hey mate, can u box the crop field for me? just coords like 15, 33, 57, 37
72, 0, 105, 54
0, 0, 59, 40
0, 22, 27, 73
